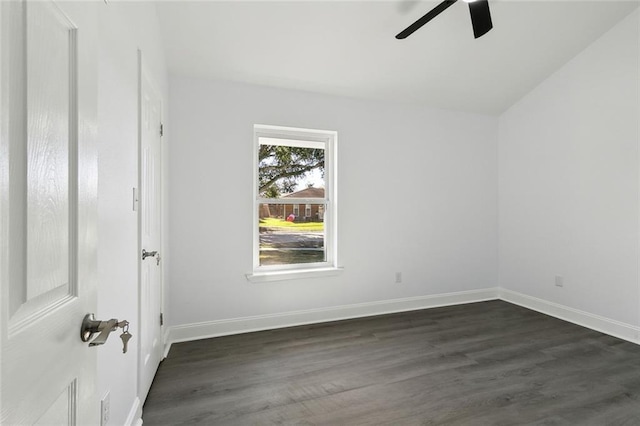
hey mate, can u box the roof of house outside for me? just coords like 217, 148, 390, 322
281, 187, 324, 199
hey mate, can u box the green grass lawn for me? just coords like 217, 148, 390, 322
260, 249, 325, 265
260, 217, 324, 232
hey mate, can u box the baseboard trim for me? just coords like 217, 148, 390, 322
162, 327, 172, 359
499, 289, 640, 345
163, 287, 640, 356
165, 288, 499, 349
125, 396, 142, 426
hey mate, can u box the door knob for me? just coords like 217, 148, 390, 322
80, 313, 129, 348
142, 249, 161, 265
142, 249, 157, 260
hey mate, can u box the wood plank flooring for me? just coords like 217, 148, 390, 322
142, 301, 640, 425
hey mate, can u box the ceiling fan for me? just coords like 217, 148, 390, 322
396, 0, 493, 40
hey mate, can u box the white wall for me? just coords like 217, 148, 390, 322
167, 78, 498, 328
97, 2, 168, 425
499, 11, 639, 327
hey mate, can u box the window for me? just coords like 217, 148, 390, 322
251, 124, 338, 279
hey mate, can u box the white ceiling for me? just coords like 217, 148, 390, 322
156, 1, 639, 115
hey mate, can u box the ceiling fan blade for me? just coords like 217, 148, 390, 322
396, 0, 458, 39
468, 0, 493, 39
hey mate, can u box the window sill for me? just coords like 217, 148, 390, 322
246, 267, 344, 283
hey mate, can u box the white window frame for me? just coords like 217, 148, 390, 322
248, 124, 340, 282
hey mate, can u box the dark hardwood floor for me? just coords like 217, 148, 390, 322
143, 301, 640, 425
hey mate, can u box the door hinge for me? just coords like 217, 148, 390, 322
160, 123, 164, 137
160, 313, 164, 326
132, 187, 138, 212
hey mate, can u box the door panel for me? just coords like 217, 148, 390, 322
25, 0, 72, 303
33, 380, 77, 425
1, 1, 98, 424
10, 0, 75, 329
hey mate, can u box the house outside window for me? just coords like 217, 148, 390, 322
252, 124, 337, 276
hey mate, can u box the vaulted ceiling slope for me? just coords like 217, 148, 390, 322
156, 1, 639, 115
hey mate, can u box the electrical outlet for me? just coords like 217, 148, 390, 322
395, 272, 402, 284
555, 275, 564, 288
101, 391, 110, 426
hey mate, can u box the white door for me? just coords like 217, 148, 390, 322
138, 65, 163, 403
0, 1, 98, 424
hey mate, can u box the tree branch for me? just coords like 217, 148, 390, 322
259, 160, 324, 193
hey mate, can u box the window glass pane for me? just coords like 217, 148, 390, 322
254, 125, 335, 272
258, 204, 325, 266
258, 142, 325, 199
